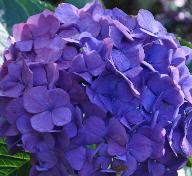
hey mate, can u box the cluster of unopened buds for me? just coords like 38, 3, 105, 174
0, 1, 192, 175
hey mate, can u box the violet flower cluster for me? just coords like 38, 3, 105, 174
0, 1, 192, 175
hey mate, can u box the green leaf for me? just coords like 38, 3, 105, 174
177, 37, 192, 49
86, 144, 97, 150
0, 139, 30, 176
177, 37, 192, 73
65, 0, 91, 8
30, 0, 54, 11
187, 157, 192, 167
16, 0, 54, 16
0, 0, 28, 32
0, 0, 54, 33
0, 23, 8, 64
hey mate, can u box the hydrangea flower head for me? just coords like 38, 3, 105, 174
1, 0, 192, 175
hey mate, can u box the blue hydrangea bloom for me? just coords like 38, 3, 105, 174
0, 0, 192, 175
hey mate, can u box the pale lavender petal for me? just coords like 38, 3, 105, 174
30, 111, 54, 132
52, 107, 72, 126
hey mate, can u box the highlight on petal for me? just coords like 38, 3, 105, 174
52, 107, 72, 126
30, 111, 54, 132
55, 3, 79, 25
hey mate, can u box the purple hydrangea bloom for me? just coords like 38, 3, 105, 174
24, 86, 72, 132
0, 0, 192, 175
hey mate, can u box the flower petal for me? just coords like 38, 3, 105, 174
46, 88, 70, 107
31, 111, 53, 132
52, 107, 72, 126
55, 3, 79, 25
65, 147, 86, 170
24, 86, 48, 113
129, 133, 152, 162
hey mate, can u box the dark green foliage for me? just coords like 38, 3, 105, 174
0, 140, 30, 176
65, 0, 92, 8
